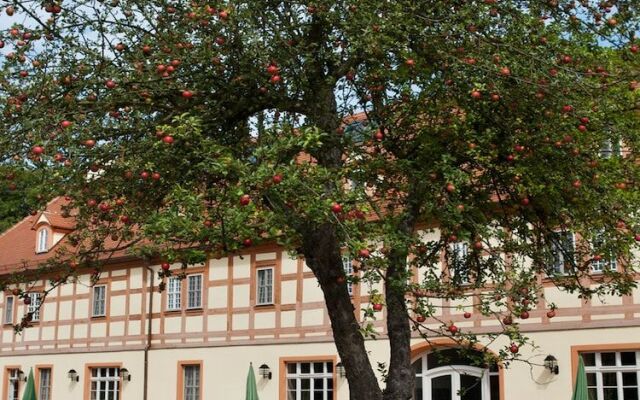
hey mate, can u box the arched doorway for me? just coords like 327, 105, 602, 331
412, 348, 501, 400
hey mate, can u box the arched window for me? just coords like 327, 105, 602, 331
37, 228, 49, 253
413, 348, 500, 400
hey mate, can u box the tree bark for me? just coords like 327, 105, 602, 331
301, 223, 383, 400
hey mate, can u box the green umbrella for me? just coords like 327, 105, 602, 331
22, 368, 36, 400
571, 356, 589, 400
246, 363, 260, 400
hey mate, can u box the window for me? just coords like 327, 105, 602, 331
256, 267, 274, 305
449, 242, 470, 283
4, 296, 14, 324
187, 275, 202, 309
286, 361, 334, 400
89, 367, 120, 400
342, 256, 354, 296
28, 293, 41, 322
92, 285, 107, 317
591, 232, 617, 273
38, 368, 52, 400
167, 277, 181, 311
37, 228, 49, 253
413, 349, 500, 400
182, 365, 201, 400
7, 368, 20, 400
547, 231, 575, 274
582, 351, 640, 400
600, 139, 622, 159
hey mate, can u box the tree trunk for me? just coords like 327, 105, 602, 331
382, 249, 415, 400
302, 223, 383, 400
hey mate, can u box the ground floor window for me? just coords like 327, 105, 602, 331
90, 367, 120, 400
182, 364, 201, 400
582, 351, 640, 400
413, 349, 499, 400
38, 368, 52, 400
7, 368, 20, 400
286, 361, 334, 400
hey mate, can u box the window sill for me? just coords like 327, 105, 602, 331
164, 309, 182, 315
255, 303, 276, 310
91, 315, 107, 319
185, 308, 203, 314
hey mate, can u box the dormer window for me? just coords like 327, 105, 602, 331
36, 228, 49, 253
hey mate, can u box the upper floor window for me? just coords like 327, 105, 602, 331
89, 367, 120, 400
37, 228, 49, 253
286, 361, 334, 400
92, 285, 107, 317
600, 139, 622, 159
28, 293, 41, 322
166, 274, 202, 311
342, 256, 354, 296
4, 296, 14, 324
187, 275, 202, 309
256, 267, 274, 306
547, 231, 575, 274
582, 351, 640, 400
591, 231, 617, 273
448, 242, 470, 284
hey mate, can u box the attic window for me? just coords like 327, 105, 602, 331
37, 228, 49, 253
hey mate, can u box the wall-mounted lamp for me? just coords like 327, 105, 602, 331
544, 355, 559, 375
258, 364, 272, 380
68, 369, 79, 382
119, 368, 131, 382
336, 362, 346, 378
17, 369, 26, 383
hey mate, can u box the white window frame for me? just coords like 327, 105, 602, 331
38, 367, 52, 400
449, 242, 470, 283
92, 285, 107, 317
285, 361, 334, 400
256, 267, 274, 306
413, 352, 499, 400
591, 231, 617, 273
7, 368, 20, 400
28, 292, 41, 321
183, 364, 201, 400
600, 139, 622, 159
548, 231, 575, 274
342, 256, 354, 296
167, 276, 182, 311
582, 351, 640, 400
4, 296, 14, 324
89, 367, 120, 400
186, 274, 203, 309
37, 228, 49, 253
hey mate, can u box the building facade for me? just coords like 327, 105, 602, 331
1, 199, 640, 400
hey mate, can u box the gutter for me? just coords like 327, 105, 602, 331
143, 263, 154, 400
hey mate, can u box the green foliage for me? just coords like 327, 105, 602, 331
1, 0, 640, 395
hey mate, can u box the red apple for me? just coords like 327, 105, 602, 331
358, 249, 370, 258
448, 324, 458, 334
218, 9, 228, 20
181, 90, 194, 99
23, 297, 31, 305
272, 174, 282, 184
631, 44, 639, 54
161, 262, 170, 271
405, 58, 415, 67
499, 66, 511, 76
635, 234, 640, 242
445, 183, 456, 193
416, 315, 426, 323
463, 311, 472, 319
105, 79, 117, 89
546, 310, 556, 318
470, 90, 482, 99
270, 75, 281, 84
162, 135, 174, 144
32, 146, 44, 155
520, 311, 530, 319
240, 194, 251, 206
151, 172, 161, 180
509, 343, 519, 354
243, 238, 253, 247
503, 315, 513, 325
331, 203, 342, 213
372, 303, 383, 311
84, 139, 96, 148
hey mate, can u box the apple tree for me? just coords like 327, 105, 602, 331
1, 1, 640, 399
